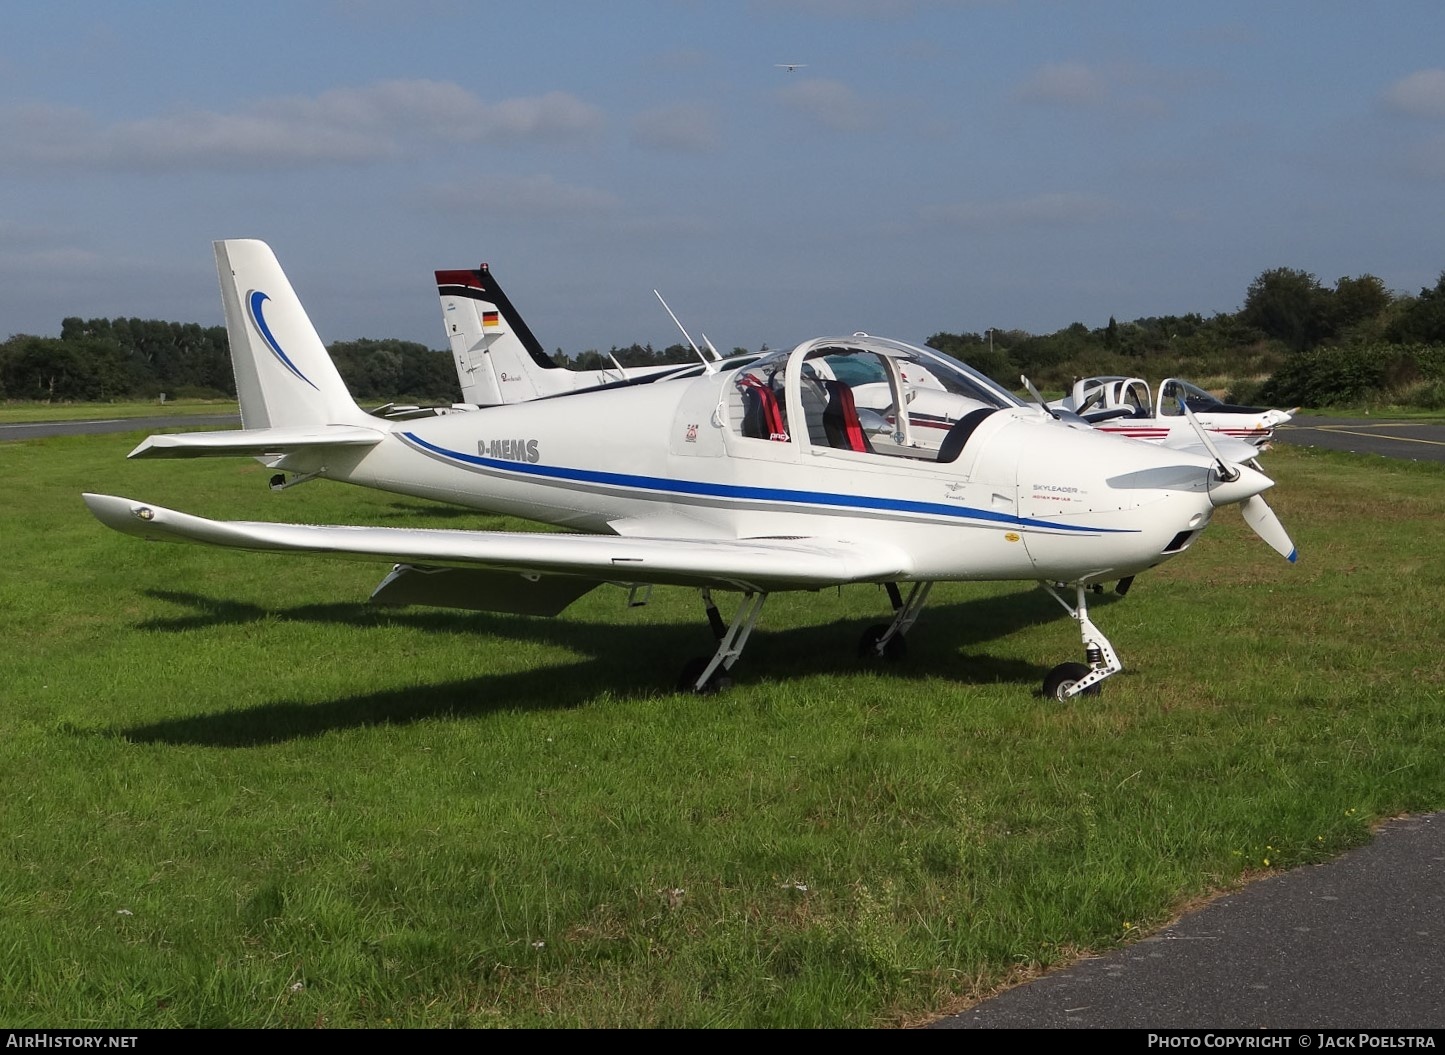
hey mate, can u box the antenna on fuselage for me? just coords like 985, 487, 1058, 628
654, 290, 716, 373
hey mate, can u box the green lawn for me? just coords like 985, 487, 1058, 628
1, 430, 1440, 1027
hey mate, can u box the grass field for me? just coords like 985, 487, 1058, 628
2, 429, 1442, 1027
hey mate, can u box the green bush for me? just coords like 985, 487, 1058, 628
1225, 377, 1268, 406
1259, 342, 1445, 408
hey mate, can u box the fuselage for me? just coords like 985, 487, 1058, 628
278, 337, 1240, 588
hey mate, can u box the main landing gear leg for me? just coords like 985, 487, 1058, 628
858, 581, 934, 661
678, 589, 768, 694
1039, 582, 1122, 700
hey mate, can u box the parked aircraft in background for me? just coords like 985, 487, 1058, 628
85, 240, 1296, 701
436, 264, 710, 407
1050, 375, 1297, 453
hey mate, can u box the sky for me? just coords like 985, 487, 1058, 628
3, 0, 1445, 358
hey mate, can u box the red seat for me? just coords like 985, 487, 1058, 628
822, 380, 873, 453
738, 375, 788, 441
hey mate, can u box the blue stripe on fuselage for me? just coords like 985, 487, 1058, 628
399, 431, 1135, 535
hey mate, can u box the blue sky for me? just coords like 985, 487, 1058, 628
3, 0, 1444, 357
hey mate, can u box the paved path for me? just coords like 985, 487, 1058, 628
932, 814, 1445, 1029
0, 413, 239, 441
1274, 415, 1445, 462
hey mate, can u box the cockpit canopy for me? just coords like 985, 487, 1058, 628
724, 335, 1023, 462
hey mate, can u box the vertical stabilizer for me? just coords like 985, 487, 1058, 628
436, 264, 561, 405
215, 240, 369, 429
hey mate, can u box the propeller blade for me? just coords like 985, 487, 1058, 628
1180, 401, 1238, 481
1240, 494, 1298, 563
1021, 375, 1064, 421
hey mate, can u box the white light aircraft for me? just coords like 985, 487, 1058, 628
1049, 375, 1297, 454
83, 240, 1297, 700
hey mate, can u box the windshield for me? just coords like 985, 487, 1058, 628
765, 336, 1023, 461
1161, 378, 1223, 415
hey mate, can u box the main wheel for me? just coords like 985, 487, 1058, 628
677, 656, 732, 695
1042, 661, 1100, 701
857, 624, 907, 661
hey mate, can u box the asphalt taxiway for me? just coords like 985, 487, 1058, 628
932, 813, 1445, 1029
1274, 415, 1445, 462
0, 413, 240, 442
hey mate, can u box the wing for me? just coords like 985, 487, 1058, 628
83, 494, 913, 612
1157, 431, 1264, 463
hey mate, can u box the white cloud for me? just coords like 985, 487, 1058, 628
776, 77, 880, 132
1382, 69, 1445, 119
1016, 62, 1110, 107
1014, 61, 1173, 117
631, 104, 721, 153
0, 81, 606, 171
427, 174, 622, 216
921, 192, 1120, 229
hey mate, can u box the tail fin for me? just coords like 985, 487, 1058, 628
216, 239, 370, 429
435, 264, 565, 405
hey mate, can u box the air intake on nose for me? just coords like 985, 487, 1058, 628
1162, 530, 1196, 554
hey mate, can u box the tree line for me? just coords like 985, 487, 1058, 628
926, 267, 1445, 408
0, 319, 463, 405
4, 267, 1445, 408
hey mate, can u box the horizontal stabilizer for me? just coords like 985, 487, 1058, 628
128, 425, 385, 460
82, 494, 913, 593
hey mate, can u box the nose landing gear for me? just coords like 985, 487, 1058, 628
1039, 582, 1121, 701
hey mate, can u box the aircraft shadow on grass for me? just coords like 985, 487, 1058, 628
116, 586, 1117, 748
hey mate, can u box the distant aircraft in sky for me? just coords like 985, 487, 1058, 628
775, 63, 807, 72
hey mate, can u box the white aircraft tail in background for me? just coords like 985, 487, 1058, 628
435, 264, 687, 405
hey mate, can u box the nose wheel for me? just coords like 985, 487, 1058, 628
1039, 583, 1121, 700
1042, 661, 1102, 702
